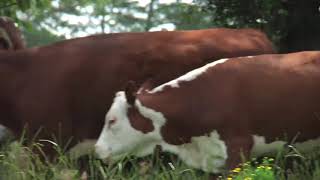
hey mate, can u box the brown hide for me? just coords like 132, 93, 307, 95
0, 17, 25, 50
0, 28, 274, 150
135, 51, 320, 168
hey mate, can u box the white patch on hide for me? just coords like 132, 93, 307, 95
251, 135, 320, 157
293, 138, 320, 153
161, 131, 227, 173
251, 135, 286, 157
148, 58, 229, 93
95, 92, 227, 173
135, 99, 166, 130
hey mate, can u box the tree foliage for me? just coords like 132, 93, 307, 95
156, 2, 213, 30
195, 0, 288, 50
0, 0, 60, 47
0, 0, 51, 22
1, 0, 214, 46
196, 0, 320, 52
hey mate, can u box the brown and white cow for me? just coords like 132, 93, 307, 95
0, 17, 25, 51
95, 51, 320, 173
0, 28, 274, 155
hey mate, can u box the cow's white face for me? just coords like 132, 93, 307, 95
95, 92, 158, 161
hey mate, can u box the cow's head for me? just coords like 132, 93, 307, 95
95, 81, 163, 161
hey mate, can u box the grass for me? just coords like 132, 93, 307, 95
0, 138, 320, 180
0, 139, 210, 180
224, 145, 320, 180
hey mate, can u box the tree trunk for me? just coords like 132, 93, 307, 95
145, 0, 156, 31
100, 15, 106, 33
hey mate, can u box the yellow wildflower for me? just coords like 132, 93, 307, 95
232, 167, 241, 173
266, 166, 272, 170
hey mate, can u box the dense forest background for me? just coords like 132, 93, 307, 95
1, 0, 319, 52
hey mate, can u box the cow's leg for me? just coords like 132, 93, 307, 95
223, 135, 253, 170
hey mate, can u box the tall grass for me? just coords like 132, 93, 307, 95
0, 139, 210, 180
0, 138, 319, 180
224, 145, 320, 180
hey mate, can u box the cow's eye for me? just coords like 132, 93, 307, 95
108, 118, 117, 128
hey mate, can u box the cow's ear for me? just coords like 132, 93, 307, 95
125, 81, 138, 105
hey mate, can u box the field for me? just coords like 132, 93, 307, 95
0, 138, 320, 180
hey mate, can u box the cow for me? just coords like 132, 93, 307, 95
0, 28, 274, 157
95, 51, 320, 174
0, 16, 25, 51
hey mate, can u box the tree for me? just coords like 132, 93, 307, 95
0, 0, 51, 23
22, 27, 65, 47
280, 0, 320, 52
0, 0, 63, 47
195, 0, 287, 51
29, 0, 148, 36
1, 0, 216, 46
196, 0, 320, 52
156, 2, 214, 30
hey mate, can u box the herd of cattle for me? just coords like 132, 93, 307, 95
0, 16, 319, 174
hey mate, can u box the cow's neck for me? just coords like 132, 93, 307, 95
135, 97, 228, 173
135, 99, 165, 132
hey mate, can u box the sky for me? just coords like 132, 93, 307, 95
138, 0, 193, 6
53, 0, 193, 38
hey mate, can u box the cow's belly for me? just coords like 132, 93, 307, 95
162, 130, 228, 173
251, 135, 320, 157
161, 132, 320, 174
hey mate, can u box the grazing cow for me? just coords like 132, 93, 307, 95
0, 17, 25, 51
95, 51, 320, 173
0, 28, 274, 155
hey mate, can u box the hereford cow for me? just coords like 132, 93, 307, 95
95, 51, 320, 173
0, 28, 274, 156
0, 17, 25, 51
